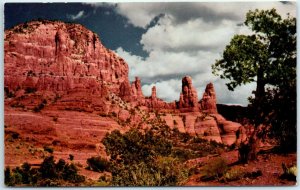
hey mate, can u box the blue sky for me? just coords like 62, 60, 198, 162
4, 2, 296, 105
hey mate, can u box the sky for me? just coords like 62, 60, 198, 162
4, 2, 296, 106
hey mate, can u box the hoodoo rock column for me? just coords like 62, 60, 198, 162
178, 76, 200, 112
200, 83, 218, 113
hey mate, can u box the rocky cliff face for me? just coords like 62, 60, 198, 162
5, 20, 129, 96
4, 20, 244, 146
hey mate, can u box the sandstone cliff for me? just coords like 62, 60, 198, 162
5, 20, 129, 96
4, 20, 245, 146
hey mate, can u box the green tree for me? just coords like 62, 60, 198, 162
212, 8, 295, 103
212, 9, 296, 158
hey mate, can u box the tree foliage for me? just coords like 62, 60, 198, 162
102, 128, 189, 186
212, 8, 296, 152
5, 156, 85, 186
212, 8, 296, 94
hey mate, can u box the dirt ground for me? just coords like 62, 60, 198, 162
185, 149, 297, 186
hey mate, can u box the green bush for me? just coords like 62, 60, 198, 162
102, 129, 189, 186
102, 129, 172, 165
280, 163, 296, 181
86, 156, 110, 172
171, 148, 197, 161
4, 87, 15, 98
5, 156, 85, 186
69, 154, 74, 161
200, 157, 228, 181
43, 146, 53, 154
109, 157, 188, 186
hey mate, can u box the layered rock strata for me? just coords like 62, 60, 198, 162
4, 20, 244, 146
5, 20, 129, 95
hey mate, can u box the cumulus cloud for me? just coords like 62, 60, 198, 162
140, 15, 236, 53
115, 2, 296, 29
142, 79, 182, 102
67, 10, 85, 20
113, 2, 296, 106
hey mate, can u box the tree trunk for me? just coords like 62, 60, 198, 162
238, 68, 265, 163
254, 67, 266, 126
255, 68, 265, 103
247, 127, 259, 161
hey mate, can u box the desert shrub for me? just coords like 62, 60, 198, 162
96, 174, 111, 186
173, 120, 178, 125
103, 129, 172, 164
6, 131, 20, 142
52, 116, 58, 122
171, 148, 197, 161
86, 156, 110, 172
33, 101, 45, 112
4, 87, 15, 98
11, 170, 23, 185
5, 156, 85, 186
25, 87, 37, 94
111, 112, 117, 117
243, 170, 262, 179
280, 163, 296, 181
69, 154, 74, 161
200, 157, 228, 181
102, 129, 190, 186
63, 163, 85, 183
179, 132, 192, 143
110, 157, 188, 186
222, 168, 245, 182
192, 136, 207, 143
5, 167, 12, 186
172, 127, 180, 135
43, 146, 53, 154
5, 163, 37, 186
40, 156, 57, 179
209, 140, 225, 148
152, 156, 189, 185
11, 102, 25, 109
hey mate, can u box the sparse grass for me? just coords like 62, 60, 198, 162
222, 168, 246, 182
11, 102, 25, 109
200, 157, 228, 181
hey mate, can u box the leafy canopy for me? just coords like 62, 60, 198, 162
212, 8, 296, 91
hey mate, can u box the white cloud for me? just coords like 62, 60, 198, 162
142, 79, 182, 102
115, 2, 296, 29
113, 2, 296, 106
140, 15, 236, 53
67, 10, 85, 20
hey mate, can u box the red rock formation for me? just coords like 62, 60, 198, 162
4, 20, 128, 95
178, 76, 200, 112
4, 20, 245, 147
119, 78, 132, 101
200, 83, 217, 113
151, 86, 157, 99
131, 77, 144, 99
